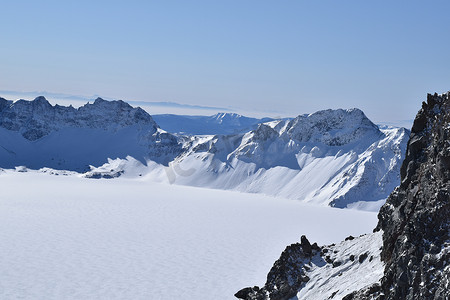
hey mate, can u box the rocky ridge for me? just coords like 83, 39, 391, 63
235, 92, 449, 299
0, 96, 180, 172
171, 108, 408, 208
374, 93, 449, 299
284, 108, 381, 146
0, 96, 158, 140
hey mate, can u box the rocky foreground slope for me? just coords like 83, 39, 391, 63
235, 92, 449, 299
374, 93, 449, 299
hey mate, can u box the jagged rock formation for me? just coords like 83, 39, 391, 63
0, 96, 158, 140
235, 92, 449, 299
374, 93, 450, 299
235, 236, 318, 300
235, 233, 384, 300
284, 108, 381, 146
0, 96, 180, 172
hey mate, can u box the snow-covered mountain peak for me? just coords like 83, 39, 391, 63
0, 97, 409, 210
0, 96, 158, 140
285, 108, 380, 146
250, 123, 279, 141
152, 113, 277, 135
212, 112, 242, 121
32, 95, 52, 106
78, 97, 157, 130
93, 97, 108, 104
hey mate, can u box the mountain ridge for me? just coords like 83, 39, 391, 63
0, 96, 158, 140
0, 96, 408, 210
152, 112, 278, 135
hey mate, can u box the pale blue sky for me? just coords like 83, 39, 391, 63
1, 1, 449, 124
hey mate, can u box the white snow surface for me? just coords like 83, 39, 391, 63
296, 231, 384, 300
0, 171, 378, 300
98, 125, 408, 211
0, 97, 409, 211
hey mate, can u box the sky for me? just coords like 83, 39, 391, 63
1, 1, 450, 125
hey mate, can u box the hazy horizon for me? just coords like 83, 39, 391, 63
0, 89, 416, 128
2, 1, 449, 127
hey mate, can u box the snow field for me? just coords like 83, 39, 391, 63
0, 172, 378, 299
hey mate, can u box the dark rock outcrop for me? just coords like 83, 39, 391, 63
235, 236, 318, 300
373, 93, 450, 300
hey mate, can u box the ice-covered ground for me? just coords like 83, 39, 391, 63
0, 171, 378, 299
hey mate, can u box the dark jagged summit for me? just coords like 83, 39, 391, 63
235, 236, 319, 300
235, 92, 449, 300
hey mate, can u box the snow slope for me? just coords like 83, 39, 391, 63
152, 113, 277, 135
0, 171, 378, 300
0, 97, 409, 210
131, 110, 409, 210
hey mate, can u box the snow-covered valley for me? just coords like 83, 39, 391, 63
0, 96, 414, 299
0, 171, 378, 300
0, 96, 409, 211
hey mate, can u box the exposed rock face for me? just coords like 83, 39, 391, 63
284, 108, 381, 146
235, 236, 317, 300
0, 96, 158, 140
236, 232, 384, 300
0, 96, 181, 171
375, 93, 450, 299
235, 92, 449, 299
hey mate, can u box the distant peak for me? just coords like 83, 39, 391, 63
33, 96, 49, 103
287, 108, 380, 145
212, 112, 242, 120
32, 96, 52, 107
93, 97, 107, 104
214, 112, 237, 116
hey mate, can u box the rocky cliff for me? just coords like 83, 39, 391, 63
235, 92, 449, 299
373, 93, 449, 299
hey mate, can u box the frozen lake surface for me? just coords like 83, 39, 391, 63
0, 172, 378, 299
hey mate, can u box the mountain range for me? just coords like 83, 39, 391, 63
0, 96, 409, 210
